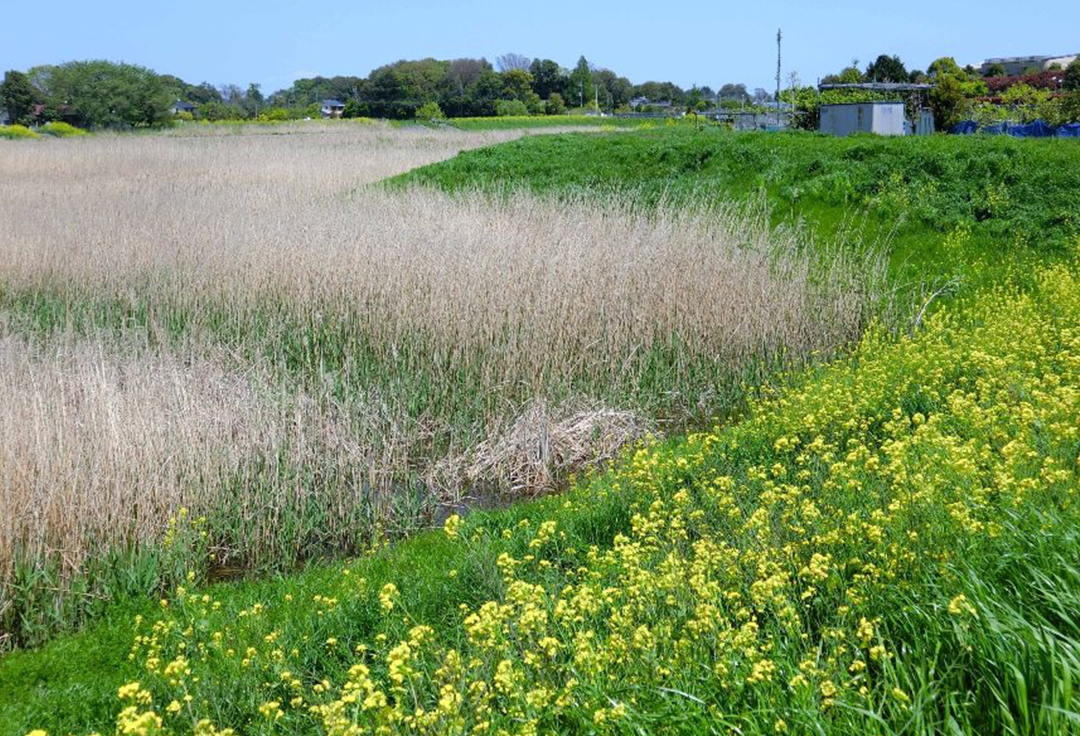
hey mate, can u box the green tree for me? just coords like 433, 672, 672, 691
719, 83, 750, 103
567, 56, 595, 108
500, 69, 534, 101
47, 60, 173, 128
244, 83, 263, 117
528, 59, 566, 98
983, 63, 1007, 78
865, 54, 908, 83
593, 69, 632, 110
929, 72, 968, 130
1065, 59, 1080, 91
822, 63, 864, 85
545, 92, 566, 115
928, 57, 964, 78
1, 70, 36, 125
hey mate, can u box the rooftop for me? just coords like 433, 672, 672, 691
818, 83, 934, 92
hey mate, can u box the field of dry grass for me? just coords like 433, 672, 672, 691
0, 124, 884, 648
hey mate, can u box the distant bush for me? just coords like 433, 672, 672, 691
0, 124, 39, 140
545, 93, 566, 115
40, 121, 88, 138
495, 99, 530, 117
258, 107, 294, 121
415, 101, 445, 120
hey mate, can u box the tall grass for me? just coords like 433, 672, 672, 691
7, 257, 1077, 736
0, 126, 884, 649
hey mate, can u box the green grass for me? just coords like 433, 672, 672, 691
391, 128, 1080, 284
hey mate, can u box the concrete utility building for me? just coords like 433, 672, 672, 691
980, 54, 1078, 76
819, 101, 907, 137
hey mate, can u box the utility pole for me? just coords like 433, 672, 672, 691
776, 29, 782, 127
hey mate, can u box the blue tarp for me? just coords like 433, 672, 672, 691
951, 119, 1079, 138
1009, 120, 1055, 138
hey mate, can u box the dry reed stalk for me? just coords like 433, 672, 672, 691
0, 126, 885, 644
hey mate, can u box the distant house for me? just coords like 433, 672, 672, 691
320, 99, 346, 118
980, 53, 1079, 77
0, 108, 9, 125
629, 96, 675, 111
170, 100, 198, 116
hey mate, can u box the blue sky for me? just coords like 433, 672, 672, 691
2, 0, 1077, 94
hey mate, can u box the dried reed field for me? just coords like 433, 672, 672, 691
0, 124, 884, 647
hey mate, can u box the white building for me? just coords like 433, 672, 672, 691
980, 54, 1078, 76
819, 101, 907, 137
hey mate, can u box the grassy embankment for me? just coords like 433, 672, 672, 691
393, 128, 1080, 286
3, 128, 1080, 734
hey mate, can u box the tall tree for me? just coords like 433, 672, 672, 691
47, 60, 172, 128
593, 69, 632, 110
1, 70, 36, 125
719, 83, 750, 102
500, 69, 534, 101
187, 82, 223, 104
218, 84, 244, 103
528, 59, 566, 99
567, 56, 595, 108
444, 58, 491, 94
496, 53, 532, 72
929, 72, 968, 129
244, 83, 263, 117
928, 57, 964, 78
865, 54, 908, 83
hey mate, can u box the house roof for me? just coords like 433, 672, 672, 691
321, 99, 345, 107
820, 100, 905, 107
818, 83, 934, 92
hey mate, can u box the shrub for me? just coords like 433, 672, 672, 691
40, 121, 88, 138
495, 99, 530, 117
545, 93, 566, 115
0, 124, 39, 140
929, 74, 969, 130
258, 107, 293, 121
414, 101, 445, 120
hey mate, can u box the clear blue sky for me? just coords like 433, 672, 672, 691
2, 0, 1077, 94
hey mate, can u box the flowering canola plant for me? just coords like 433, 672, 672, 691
36, 263, 1080, 734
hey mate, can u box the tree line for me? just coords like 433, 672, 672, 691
1, 55, 757, 128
